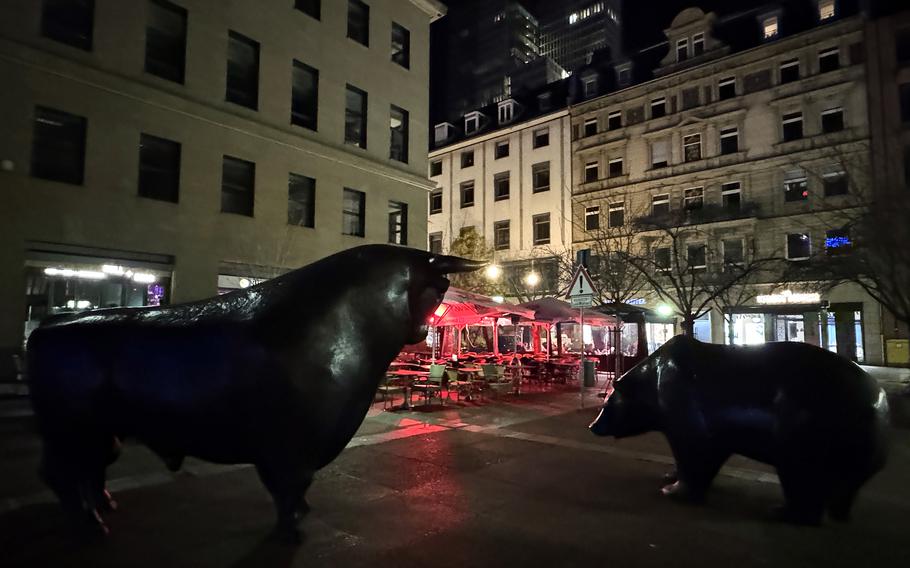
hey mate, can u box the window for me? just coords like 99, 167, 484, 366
429, 232, 443, 254
693, 33, 704, 56
825, 228, 851, 253
42, 0, 94, 50
763, 16, 779, 39
31, 106, 86, 185
786, 233, 811, 260
607, 110, 622, 130
583, 76, 598, 98
221, 156, 255, 216
434, 123, 453, 145
498, 100, 514, 124
495, 140, 509, 159
818, 0, 835, 20
388, 201, 408, 245
584, 118, 598, 136
461, 150, 474, 168
584, 161, 598, 183
723, 238, 744, 265
818, 47, 840, 72
342, 188, 366, 237
608, 202, 624, 227
655, 247, 671, 270
823, 170, 848, 196
430, 160, 442, 177
347, 0, 369, 46
138, 133, 180, 203
684, 187, 704, 210
532, 161, 550, 193
721, 181, 741, 210
494, 172, 510, 201
288, 173, 315, 227
465, 114, 479, 134
897, 29, 910, 65
429, 189, 442, 214
145, 0, 187, 83
720, 127, 738, 155
532, 214, 550, 245
344, 84, 367, 148
585, 206, 600, 231
780, 59, 800, 83
651, 97, 666, 119
608, 158, 623, 178
533, 128, 549, 148
718, 77, 736, 100
651, 139, 669, 168
683, 133, 702, 162
460, 180, 474, 207
677, 38, 688, 62
652, 194, 670, 216
295, 0, 320, 19
389, 105, 409, 163
687, 243, 707, 269
782, 112, 803, 141
784, 170, 808, 201
291, 61, 319, 130
391, 22, 410, 68
821, 107, 844, 133
494, 221, 510, 250
225, 32, 259, 111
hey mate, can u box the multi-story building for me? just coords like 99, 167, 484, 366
0, 0, 444, 378
427, 82, 573, 298
570, 2, 886, 363
538, 0, 622, 74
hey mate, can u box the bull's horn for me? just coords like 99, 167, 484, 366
429, 254, 488, 274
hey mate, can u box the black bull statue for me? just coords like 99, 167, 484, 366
28, 245, 485, 538
590, 335, 890, 524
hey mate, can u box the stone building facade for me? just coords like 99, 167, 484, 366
570, 5, 885, 363
0, 0, 444, 377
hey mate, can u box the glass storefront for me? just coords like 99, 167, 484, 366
24, 260, 172, 346
646, 322, 675, 353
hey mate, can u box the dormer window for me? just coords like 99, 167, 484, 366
677, 38, 688, 62
464, 111, 481, 135
434, 122, 455, 145
818, 0, 835, 20
582, 75, 598, 98
763, 15, 779, 39
615, 63, 631, 86
497, 99, 517, 125
692, 33, 704, 56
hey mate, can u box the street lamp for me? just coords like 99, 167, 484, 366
656, 304, 674, 317
485, 264, 502, 280
524, 271, 540, 287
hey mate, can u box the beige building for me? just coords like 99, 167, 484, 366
570, 4, 885, 363
0, 0, 445, 378
427, 91, 573, 297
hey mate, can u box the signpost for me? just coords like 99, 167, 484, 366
566, 266, 597, 408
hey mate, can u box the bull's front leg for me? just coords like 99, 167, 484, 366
255, 460, 314, 543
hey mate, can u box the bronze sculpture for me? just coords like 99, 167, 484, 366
28, 245, 484, 540
590, 335, 889, 524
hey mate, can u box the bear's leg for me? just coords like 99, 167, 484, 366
664, 437, 730, 503
256, 459, 315, 544
775, 461, 826, 526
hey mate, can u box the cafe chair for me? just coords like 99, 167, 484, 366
445, 369, 473, 402
377, 375, 407, 410
411, 364, 446, 406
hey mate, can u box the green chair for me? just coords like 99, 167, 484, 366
482, 364, 512, 397
445, 368, 473, 402
412, 364, 445, 406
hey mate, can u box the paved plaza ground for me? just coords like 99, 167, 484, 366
1, 386, 909, 568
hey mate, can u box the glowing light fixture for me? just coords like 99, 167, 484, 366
239, 278, 251, 288
485, 264, 502, 280
131, 273, 156, 284
491, 295, 505, 303
656, 304, 674, 317
524, 271, 540, 287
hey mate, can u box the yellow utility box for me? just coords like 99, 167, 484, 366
885, 339, 909, 365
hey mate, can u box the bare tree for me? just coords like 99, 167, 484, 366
624, 211, 782, 335
446, 226, 497, 295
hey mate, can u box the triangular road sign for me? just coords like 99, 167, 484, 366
566, 266, 597, 299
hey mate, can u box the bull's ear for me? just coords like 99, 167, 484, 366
429, 254, 487, 274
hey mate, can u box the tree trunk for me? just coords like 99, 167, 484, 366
680, 317, 695, 336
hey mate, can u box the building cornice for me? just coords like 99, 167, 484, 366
429, 110, 569, 157
409, 0, 447, 22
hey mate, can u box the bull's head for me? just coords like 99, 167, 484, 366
403, 252, 486, 343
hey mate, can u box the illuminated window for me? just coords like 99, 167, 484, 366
784, 170, 808, 202
763, 16, 778, 39
344, 84, 367, 148
818, 0, 835, 21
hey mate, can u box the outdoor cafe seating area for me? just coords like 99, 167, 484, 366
375, 288, 658, 411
